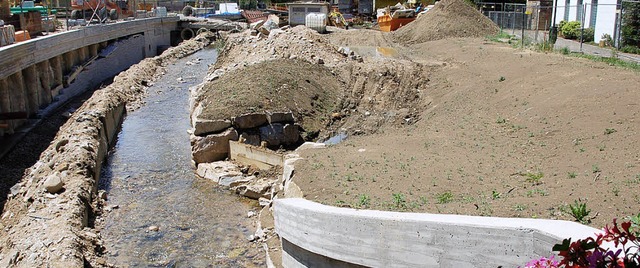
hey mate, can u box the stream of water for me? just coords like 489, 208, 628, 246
99, 49, 264, 267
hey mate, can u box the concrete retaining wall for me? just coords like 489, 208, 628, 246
0, 17, 178, 136
274, 198, 601, 267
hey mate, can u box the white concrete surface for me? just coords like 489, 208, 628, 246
274, 198, 601, 267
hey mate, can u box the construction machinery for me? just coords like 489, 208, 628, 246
69, 0, 135, 21
328, 9, 348, 29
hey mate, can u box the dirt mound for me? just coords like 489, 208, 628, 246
394, 0, 499, 44
195, 59, 345, 138
213, 26, 352, 73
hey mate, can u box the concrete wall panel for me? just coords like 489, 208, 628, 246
274, 198, 601, 267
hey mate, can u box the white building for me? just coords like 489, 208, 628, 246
552, 0, 619, 43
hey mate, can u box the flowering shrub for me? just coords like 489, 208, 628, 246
524, 219, 640, 268
523, 255, 560, 268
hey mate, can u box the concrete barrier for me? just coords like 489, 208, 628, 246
274, 198, 601, 267
0, 17, 178, 136
230, 140, 284, 169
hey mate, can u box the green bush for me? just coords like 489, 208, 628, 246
620, 45, 640, 54
582, 27, 594, 42
560, 21, 582, 40
558, 21, 594, 42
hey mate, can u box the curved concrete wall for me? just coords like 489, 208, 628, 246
274, 198, 601, 267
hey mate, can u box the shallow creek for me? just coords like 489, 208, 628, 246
99, 48, 264, 267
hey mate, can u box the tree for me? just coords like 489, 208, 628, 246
621, 0, 640, 48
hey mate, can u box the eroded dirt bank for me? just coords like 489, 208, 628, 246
0, 33, 216, 267
190, 0, 640, 231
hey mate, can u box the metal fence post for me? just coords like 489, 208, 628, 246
522, 6, 526, 47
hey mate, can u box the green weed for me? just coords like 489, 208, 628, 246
436, 191, 454, 204
568, 200, 591, 224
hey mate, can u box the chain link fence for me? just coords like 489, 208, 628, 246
476, 0, 640, 52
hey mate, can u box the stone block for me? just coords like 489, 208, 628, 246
191, 128, 238, 164
267, 111, 295, 124
193, 119, 231, 136
239, 132, 261, 146
195, 161, 243, 183
233, 113, 267, 129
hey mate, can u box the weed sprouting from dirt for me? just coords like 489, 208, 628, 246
523, 172, 544, 184
436, 191, 454, 204
568, 200, 591, 224
486, 31, 513, 43
357, 194, 370, 208
392, 193, 407, 208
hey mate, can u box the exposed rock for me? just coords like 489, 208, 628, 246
221, 176, 252, 188
195, 161, 243, 183
284, 181, 303, 198
258, 197, 271, 207
239, 132, 261, 146
266, 112, 294, 124
233, 113, 268, 129
148, 225, 159, 232
190, 128, 238, 163
247, 211, 256, 218
259, 123, 300, 147
295, 142, 326, 151
234, 179, 271, 199
193, 119, 231, 136
43, 174, 64, 194
283, 124, 300, 145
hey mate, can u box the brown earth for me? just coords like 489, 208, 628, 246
195, 59, 345, 137
294, 37, 640, 228
394, 0, 499, 44
195, 4, 640, 230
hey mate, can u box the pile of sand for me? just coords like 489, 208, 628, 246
394, 0, 499, 44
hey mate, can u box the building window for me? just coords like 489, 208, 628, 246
564, 0, 570, 21
577, 0, 583, 22
590, 0, 598, 28
307, 7, 321, 12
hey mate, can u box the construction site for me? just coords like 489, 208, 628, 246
0, 0, 640, 266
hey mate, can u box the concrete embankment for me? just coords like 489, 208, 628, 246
0, 17, 178, 136
273, 147, 601, 267
0, 33, 215, 267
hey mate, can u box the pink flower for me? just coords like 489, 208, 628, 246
524, 255, 560, 268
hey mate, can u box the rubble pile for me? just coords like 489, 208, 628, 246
394, 0, 499, 44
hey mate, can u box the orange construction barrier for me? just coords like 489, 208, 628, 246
15, 30, 30, 42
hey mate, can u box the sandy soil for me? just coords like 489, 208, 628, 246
186, 0, 640, 229
294, 37, 640, 228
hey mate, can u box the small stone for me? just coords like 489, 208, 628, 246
247, 211, 256, 218
247, 235, 256, 242
255, 228, 265, 239
148, 225, 159, 232
258, 197, 271, 207
43, 174, 64, 194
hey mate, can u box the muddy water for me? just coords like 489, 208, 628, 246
99, 49, 264, 267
